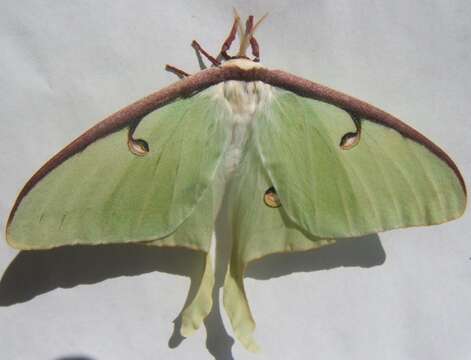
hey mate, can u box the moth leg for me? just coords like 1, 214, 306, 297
165, 64, 191, 79
340, 113, 362, 150
219, 10, 241, 60
191, 40, 221, 66
250, 36, 260, 62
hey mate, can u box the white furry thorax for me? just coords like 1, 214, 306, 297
211, 59, 273, 176
219, 59, 270, 117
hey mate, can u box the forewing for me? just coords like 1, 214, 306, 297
255, 89, 466, 238
7, 89, 230, 249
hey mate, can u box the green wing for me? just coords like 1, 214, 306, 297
222, 86, 466, 352
6, 88, 231, 338
7, 89, 230, 249
254, 89, 466, 238
223, 131, 335, 352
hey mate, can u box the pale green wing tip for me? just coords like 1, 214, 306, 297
5, 227, 44, 251
5, 225, 19, 249
4, 229, 17, 249
223, 263, 261, 353
180, 252, 214, 337
238, 333, 261, 353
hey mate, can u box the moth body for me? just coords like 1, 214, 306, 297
214, 65, 272, 175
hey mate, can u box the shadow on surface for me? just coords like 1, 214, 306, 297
0, 244, 203, 307
247, 233, 385, 279
0, 234, 385, 360
54, 356, 96, 360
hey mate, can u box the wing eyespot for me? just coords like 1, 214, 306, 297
128, 138, 149, 156
340, 113, 362, 150
127, 120, 150, 156
264, 186, 281, 208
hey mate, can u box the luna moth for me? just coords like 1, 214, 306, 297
5, 13, 466, 353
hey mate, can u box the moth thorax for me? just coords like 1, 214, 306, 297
222, 80, 271, 118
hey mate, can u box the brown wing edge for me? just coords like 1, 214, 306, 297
255, 68, 467, 197
7, 65, 466, 230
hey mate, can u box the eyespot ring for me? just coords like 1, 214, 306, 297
128, 138, 149, 156
127, 120, 149, 157
340, 113, 362, 150
264, 186, 281, 208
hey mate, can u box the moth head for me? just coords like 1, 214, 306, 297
234, 11, 268, 59
219, 10, 268, 65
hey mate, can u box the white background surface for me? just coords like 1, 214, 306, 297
1, 1, 470, 359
